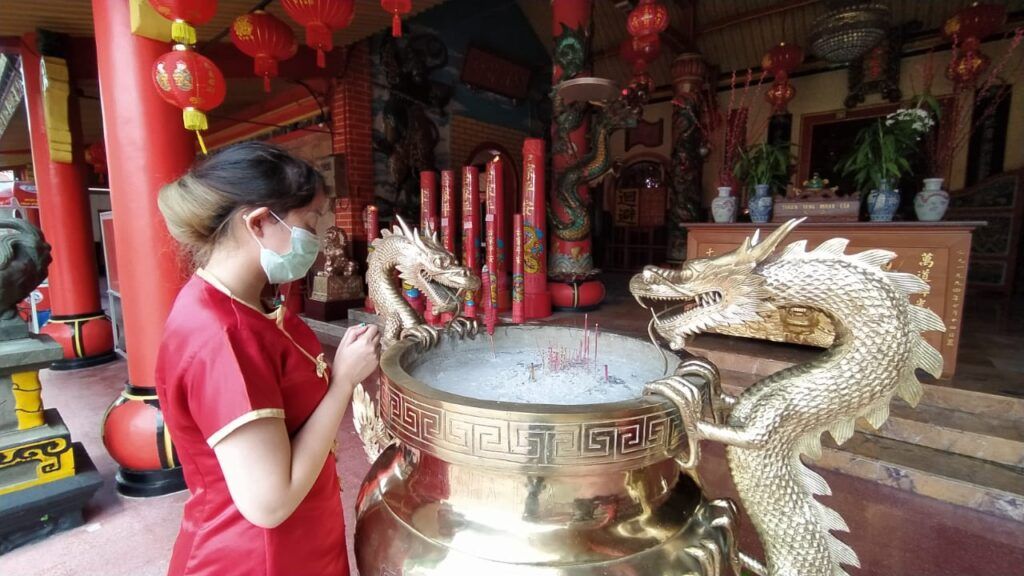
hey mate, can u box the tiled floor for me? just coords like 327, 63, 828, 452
2, 275, 1023, 576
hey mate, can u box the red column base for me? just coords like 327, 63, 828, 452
102, 385, 186, 498
42, 313, 117, 370
549, 280, 605, 311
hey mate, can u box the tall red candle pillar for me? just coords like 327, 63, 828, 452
521, 138, 552, 319
549, 0, 605, 311
485, 205, 498, 335
93, 0, 195, 497
486, 157, 510, 310
461, 166, 480, 318
420, 171, 440, 324
512, 214, 525, 324
440, 170, 457, 255
363, 204, 379, 313
440, 170, 457, 322
20, 33, 115, 369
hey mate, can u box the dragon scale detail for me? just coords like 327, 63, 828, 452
631, 219, 945, 576
550, 94, 643, 242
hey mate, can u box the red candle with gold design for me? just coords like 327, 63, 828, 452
512, 214, 525, 324
486, 157, 510, 310
440, 170, 457, 322
364, 204, 379, 313
521, 138, 552, 319
485, 205, 498, 335
420, 171, 440, 324
462, 166, 480, 318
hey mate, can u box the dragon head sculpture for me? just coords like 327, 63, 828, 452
367, 216, 481, 348
356, 216, 481, 462
630, 220, 801, 349
383, 218, 479, 316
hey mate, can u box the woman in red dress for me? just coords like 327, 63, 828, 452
155, 142, 379, 576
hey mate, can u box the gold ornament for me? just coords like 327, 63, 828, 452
631, 218, 945, 576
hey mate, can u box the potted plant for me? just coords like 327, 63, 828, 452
733, 142, 791, 223
836, 107, 932, 222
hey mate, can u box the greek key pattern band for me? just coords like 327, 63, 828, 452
380, 379, 683, 466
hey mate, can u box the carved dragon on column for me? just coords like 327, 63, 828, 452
631, 219, 944, 576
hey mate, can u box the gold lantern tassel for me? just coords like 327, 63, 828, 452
183, 108, 209, 154
171, 20, 198, 45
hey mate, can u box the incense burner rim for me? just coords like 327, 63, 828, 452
378, 327, 689, 472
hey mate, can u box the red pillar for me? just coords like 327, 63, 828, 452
461, 166, 480, 318
20, 33, 115, 369
521, 138, 551, 319
420, 171, 440, 325
92, 0, 194, 497
486, 157, 510, 310
549, 0, 605, 311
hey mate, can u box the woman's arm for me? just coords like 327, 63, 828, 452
213, 324, 379, 528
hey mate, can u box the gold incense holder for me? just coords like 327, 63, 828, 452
354, 326, 741, 575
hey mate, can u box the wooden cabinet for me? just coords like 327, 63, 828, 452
685, 222, 983, 379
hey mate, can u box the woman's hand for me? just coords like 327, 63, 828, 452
332, 323, 380, 391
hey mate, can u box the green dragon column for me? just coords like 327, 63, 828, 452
548, 0, 602, 310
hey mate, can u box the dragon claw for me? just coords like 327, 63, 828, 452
401, 324, 441, 350
446, 317, 479, 340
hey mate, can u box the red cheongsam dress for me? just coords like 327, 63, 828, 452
155, 269, 348, 576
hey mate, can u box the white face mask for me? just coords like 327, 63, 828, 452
251, 211, 321, 284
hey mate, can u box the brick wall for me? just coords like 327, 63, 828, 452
450, 115, 526, 172
331, 41, 374, 240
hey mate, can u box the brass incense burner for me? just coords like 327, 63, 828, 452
354, 219, 941, 576
355, 327, 740, 575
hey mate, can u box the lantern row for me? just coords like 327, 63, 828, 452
146, 1, 413, 150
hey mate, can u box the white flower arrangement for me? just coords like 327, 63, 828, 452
884, 107, 935, 137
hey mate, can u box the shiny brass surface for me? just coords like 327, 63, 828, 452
631, 219, 945, 576
356, 327, 742, 575
354, 219, 741, 575
357, 444, 740, 575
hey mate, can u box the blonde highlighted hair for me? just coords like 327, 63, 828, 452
158, 141, 324, 266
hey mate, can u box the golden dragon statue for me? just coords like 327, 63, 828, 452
352, 216, 481, 461
630, 219, 945, 576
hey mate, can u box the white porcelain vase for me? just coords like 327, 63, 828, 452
711, 187, 737, 223
914, 178, 949, 222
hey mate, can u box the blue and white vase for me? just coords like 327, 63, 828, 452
749, 183, 773, 223
867, 179, 900, 222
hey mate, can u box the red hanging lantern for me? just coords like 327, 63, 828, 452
762, 42, 804, 77
84, 141, 107, 183
942, 3, 1006, 87
381, 0, 412, 38
146, 0, 217, 45
765, 80, 797, 114
620, 38, 644, 73
281, 0, 355, 68
762, 42, 803, 113
943, 2, 1007, 41
230, 11, 298, 93
620, 33, 661, 73
947, 37, 992, 86
627, 0, 669, 38
152, 45, 226, 154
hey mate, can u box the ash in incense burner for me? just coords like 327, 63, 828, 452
407, 324, 671, 405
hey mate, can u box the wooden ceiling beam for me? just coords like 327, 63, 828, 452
698, 0, 823, 36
